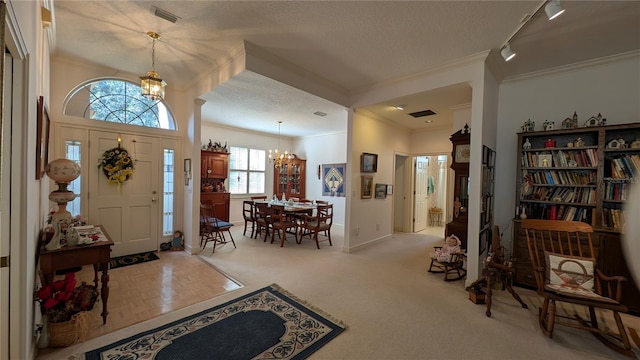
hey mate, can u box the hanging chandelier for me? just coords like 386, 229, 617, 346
140, 31, 167, 101
269, 121, 293, 168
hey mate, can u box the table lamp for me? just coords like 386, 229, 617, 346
44, 158, 81, 250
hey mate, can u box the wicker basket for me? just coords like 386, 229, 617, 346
48, 311, 90, 347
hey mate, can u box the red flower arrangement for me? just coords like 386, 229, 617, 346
35, 273, 98, 323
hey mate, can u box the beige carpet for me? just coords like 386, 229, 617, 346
39, 225, 640, 360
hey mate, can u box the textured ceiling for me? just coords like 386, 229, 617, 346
51, 1, 640, 137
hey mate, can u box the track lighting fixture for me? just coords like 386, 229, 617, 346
545, 0, 565, 20
501, 44, 516, 62
500, 0, 566, 62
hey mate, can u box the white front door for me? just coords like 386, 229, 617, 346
413, 156, 429, 232
89, 131, 160, 257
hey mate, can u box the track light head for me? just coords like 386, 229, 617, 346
501, 44, 516, 62
545, 0, 565, 20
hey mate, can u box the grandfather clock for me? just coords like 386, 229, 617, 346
446, 124, 470, 249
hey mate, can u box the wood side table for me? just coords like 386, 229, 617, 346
39, 225, 114, 324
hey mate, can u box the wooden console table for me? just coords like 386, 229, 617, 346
39, 225, 113, 324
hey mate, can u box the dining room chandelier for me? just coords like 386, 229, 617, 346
268, 121, 292, 168
140, 31, 167, 101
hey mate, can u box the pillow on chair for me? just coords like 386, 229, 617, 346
543, 251, 617, 302
545, 251, 595, 290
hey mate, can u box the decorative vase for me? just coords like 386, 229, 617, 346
37, 317, 50, 348
519, 207, 527, 220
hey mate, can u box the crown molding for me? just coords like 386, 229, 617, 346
504, 49, 640, 83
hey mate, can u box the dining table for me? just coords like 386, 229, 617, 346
254, 200, 317, 238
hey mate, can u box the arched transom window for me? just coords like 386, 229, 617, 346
64, 79, 176, 130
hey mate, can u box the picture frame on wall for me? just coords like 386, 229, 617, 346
361, 175, 373, 199
479, 228, 490, 255
35, 96, 50, 180
361, 152, 378, 173
184, 158, 192, 186
375, 183, 387, 199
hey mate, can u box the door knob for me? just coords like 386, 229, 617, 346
151, 198, 157, 203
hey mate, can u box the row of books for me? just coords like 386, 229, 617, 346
525, 186, 596, 204
603, 182, 630, 201
555, 149, 598, 167
602, 208, 625, 230
608, 154, 640, 179
520, 203, 594, 224
521, 149, 598, 168
528, 170, 596, 186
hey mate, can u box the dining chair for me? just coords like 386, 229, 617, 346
521, 219, 633, 357
200, 202, 236, 253
242, 200, 257, 238
315, 200, 329, 205
269, 204, 298, 247
298, 204, 333, 249
253, 201, 272, 241
250, 195, 267, 201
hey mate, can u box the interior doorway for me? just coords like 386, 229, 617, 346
393, 154, 448, 236
420, 154, 448, 236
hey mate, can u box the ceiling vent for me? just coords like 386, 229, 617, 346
408, 109, 437, 118
313, 111, 327, 117
152, 6, 180, 23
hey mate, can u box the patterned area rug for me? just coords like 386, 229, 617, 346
80, 284, 346, 360
109, 251, 159, 269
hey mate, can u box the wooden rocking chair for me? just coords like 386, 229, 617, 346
521, 219, 634, 357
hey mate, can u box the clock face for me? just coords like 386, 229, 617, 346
455, 144, 470, 163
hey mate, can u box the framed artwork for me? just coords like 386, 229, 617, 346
322, 163, 346, 196
386, 185, 393, 195
375, 183, 387, 199
361, 152, 378, 173
35, 96, 50, 180
479, 228, 490, 255
184, 158, 192, 186
482, 145, 489, 165
361, 175, 373, 199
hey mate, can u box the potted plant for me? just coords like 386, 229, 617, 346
35, 273, 98, 347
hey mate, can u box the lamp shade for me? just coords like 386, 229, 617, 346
545, 0, 565, 20
501, 44, 516, 62
45, 158, 80, 184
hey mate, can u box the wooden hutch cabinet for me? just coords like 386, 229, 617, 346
445, 125, 470, 249
273, 154, 306, 200
200, 150, 230, 221
512, 122, 640, 314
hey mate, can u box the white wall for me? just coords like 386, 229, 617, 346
495, 53, 640, 252
349, 111, 412, 250
294, 131, 348, 226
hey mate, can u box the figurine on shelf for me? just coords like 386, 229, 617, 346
523, 138, 532, 149
521, 119, 535, 132
574, 137, 585, 147
562, 112, 578, 129
542, 120, 554, 131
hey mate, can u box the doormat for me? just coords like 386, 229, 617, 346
109, 251, 159, 270
81, 284, 346, 360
